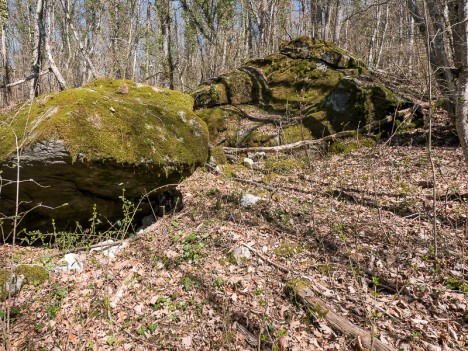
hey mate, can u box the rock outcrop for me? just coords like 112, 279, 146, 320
0, 79, 209, 236
193, 37, 412, 148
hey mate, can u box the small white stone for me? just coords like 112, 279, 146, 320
240, 194, 268, 207
243, 158, 254, 168
233, 246, 251, 264
56, 253, 84, 272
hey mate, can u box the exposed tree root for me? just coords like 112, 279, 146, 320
224, 107, 419, 154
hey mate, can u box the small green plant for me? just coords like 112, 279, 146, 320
335, 223, 344, 233
0, 306, 20, 319
446, 277, 468, 292
106, 336, 117, 346
152, 296, 169, 310
46, 303, 61, 318
177, 302, 187, 311
180, 233, 208, 264
213, 277, 224, 288
255, 287, 263, 295
372, 276, 379, 298
181, 276, 198, 291
55, 288, 67, 300
85, 341, 94, 350
137, 326, 147, 335
168, 313, 179, 321
277, 329, 287, 337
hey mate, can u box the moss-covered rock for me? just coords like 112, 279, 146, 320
209, 146, 227, 165
279, 37, 366, 69
192, 37, 413, 148
1, 265, 49, 301
0, 79, 209, 234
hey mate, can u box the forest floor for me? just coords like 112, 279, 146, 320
1, 114, 467, 351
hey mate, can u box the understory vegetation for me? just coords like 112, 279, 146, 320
1, 113, 466, 350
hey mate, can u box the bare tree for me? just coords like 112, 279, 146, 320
407, 0, 468, 163
0, 0, 11, 104
30, 0, 45, 98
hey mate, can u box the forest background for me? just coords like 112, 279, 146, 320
0, 0, 449, 106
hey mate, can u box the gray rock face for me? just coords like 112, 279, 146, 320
0, 148, 184, 235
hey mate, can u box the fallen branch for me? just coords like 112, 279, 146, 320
241, 244, 289, 273
225, 105, 303, 125
243, 242, 396, 351
235, 322, 260, 348
224, 108, 416, 154
285, 280, 395, 351
0, 69, 50, 89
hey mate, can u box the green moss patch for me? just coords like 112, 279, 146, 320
209, 146, 227, 165
193, 37, 411, 149
0, 78, 209, 171
329, 137, 376, 154
1, 265, 49, 301
264, 158, 301, 174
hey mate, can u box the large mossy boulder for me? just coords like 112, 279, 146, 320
0, 79, 209, 235
193, 37, 411, 147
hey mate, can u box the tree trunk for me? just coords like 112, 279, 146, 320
1, 18, 11, 104
160, 0, 174, 89
407, 0, 468, 164
407, 0, 457, 120
453, 0, 468, 162
45, 1, 66, 90
30, 0, 45, 99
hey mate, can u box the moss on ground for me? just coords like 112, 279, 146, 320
1, 265, 49, 301
0, 78, 209, 172
280, 124, 312, 144
275, 241, 303, 258
209, 146, 227, 165
264, 158, 300, 174
329, 137, 376, 154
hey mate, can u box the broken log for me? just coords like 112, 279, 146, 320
285, 279, 395, 351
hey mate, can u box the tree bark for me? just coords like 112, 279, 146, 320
1, 5, 11, 104
161, 0, 174, 89
44, 1, 66, 90
453, 0, 468, 162
30, 0, 45, 99
59, 0, 97, 79
407, 0, 468, 163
